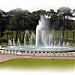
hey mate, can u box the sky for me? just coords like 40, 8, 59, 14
0, 0, 75, 12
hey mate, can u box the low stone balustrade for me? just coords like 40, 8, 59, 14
0, 48, 75, 57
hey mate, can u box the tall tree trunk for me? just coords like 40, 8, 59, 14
7, 33, 8, 45
73, 30, 74, 42
16, 19, 19, 41
66, 16, 68, 42
66, 30, 68, 42
0, 30, 1, 38
16, 30, 19, 40
60, 16, 65, 45
12, 30, 13, 40
60, 26, 64, 45
0, 28, 3, 37
0, 29, 1, 45
23, 32, 25, 41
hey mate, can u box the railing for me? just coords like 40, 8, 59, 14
0, 48, 75, 57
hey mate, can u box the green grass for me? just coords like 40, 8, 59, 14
0, 58, 75, 70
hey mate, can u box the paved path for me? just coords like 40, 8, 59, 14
0, 54, 75, 62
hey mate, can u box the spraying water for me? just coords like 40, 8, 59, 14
13, 39, 16, 46
8, 39, 12, 46
17, 39, 20, 46
8, 15, 68, 47
24, 30, 30, 45
30, 32, 36, 45
36, 15, 52, 47
6, 15, 74, 52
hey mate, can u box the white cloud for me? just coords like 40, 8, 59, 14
0, 0, 75, 12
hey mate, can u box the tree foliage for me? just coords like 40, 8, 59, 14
0, 7, 75, 38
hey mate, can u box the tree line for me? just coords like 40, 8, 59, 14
0, 7, 75, 39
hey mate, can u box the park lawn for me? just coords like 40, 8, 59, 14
0, 58, 75, 70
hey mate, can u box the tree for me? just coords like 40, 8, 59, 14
0, 9, 6, 37
7, 8, 31, 40
49, 9, 58, 30
71, 9, 75, 42
57, 7, 71, 45
3, 30, 11, 44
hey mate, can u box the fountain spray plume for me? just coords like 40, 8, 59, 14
36, 14, 53, 47
17, 39, 20, 46
24, 38, 26, 46
8, 39, 12, 46
30, 32, 36, 45
24, 30, 30, 45
13, 39, 16, 46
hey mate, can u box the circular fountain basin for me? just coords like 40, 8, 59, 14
1, 45, 75, 52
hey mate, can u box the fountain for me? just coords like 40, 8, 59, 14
24, 30, 30, 45
1, 15, 75, 52
13, 39, 16, 46
36, 15, 51, 46
8, 39, 12, 46
24, 38, 26, 46
30, 32, 36, 45
17, 39, 20, 46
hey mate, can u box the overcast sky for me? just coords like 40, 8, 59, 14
0, 0, 75, 12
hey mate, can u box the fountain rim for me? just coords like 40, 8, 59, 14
0, 45, 75, 52
0, 48, 75, 52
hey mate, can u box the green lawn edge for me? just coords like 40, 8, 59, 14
0, 58, 75, 70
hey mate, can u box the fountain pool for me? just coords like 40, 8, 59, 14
2, 45, 75, 52
1, 15, 75, 53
